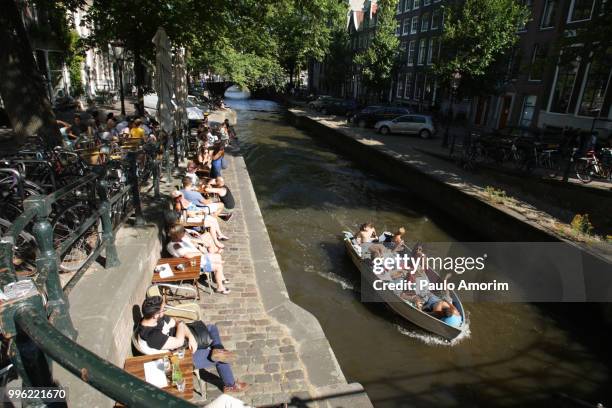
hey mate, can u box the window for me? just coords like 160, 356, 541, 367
395, 25, 401, 36
540, 0, 557, 28
431, 9, 441, 29
529, 44, 546, 81
404, 72, 413, 99
578, 49, 612, 116
517, 0, 531, 30
421, 13, 430, 31
520, 95, 538, 126
407, 40, 416, 65
413, 0, 421, 9
411, 16, 419, 34
424, 0, 431, 5
568, 0, 595, 22
549, 55, 580, 113
397, 74, 404, 98
414, 73, 422, 99
404, 0, 412, 12
427, 38, 438, 64
402, 18, 411, 35
417, 39, 427, 65
415, 73, 425, 99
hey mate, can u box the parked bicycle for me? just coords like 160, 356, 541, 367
575, 148, 612, 184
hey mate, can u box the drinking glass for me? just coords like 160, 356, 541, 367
176, 378, 186, 392
176, 346, 185, 359
190, 258, 197, 267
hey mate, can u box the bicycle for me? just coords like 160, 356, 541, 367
575, 149, 612, 183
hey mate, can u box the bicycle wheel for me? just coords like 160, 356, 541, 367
52, 203, 102, 272
575, 161, 592, 183
0, 218, 37, 276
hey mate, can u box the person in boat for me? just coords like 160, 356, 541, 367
390, 227, 406, 252
355, 223, 378, 244
420, 274, 462, 328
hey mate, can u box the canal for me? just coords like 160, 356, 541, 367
230, 99, 611, 408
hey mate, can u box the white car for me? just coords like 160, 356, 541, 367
143, 94, 205, 128
374, 114, 436, 139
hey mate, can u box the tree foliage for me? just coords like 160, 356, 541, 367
434, 0, 530, 82
353, 0, 400, 100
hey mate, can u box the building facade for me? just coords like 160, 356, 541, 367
471, 0, 611, 138
393, 0, 444, 111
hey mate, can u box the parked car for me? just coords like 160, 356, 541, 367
318, 99, 359, 116
352, 106, 412, 128
307, 95, 333, 111
374, 114, 436, 139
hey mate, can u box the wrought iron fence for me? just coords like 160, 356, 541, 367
0, 146, 187, 407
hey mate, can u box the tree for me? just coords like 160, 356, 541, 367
353, 0, 400, 101
321, 1, 352, 96
272, 0, 339, 88
434, 0, 530, 85
0, 0, 63, 149
83, 0, 207, 114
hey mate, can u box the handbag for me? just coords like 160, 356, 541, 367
186, 321, 212, 349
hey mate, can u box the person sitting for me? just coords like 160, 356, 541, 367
57, 120, 77, 149
167, 225, 230, 294
419, 274, 462, 328
355, 222, 377, 244
204, 177, 235, 211
130, 118, 145, 139
180, 177, 224, 216
391, 227, 406, 252
171, 191, 230, 243
185, 161, 199, 185
137, 296, 248, 393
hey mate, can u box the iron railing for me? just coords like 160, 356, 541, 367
0, 146, 182, 407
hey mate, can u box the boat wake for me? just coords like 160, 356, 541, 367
317, 271, 357, 291
396, 314, 471, 346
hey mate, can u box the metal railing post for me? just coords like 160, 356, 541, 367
24, 197, 77, 339
161, 130, 172, 182
173, 130, 179, 168
0, 239, 18, 288
96, 179, 120, 267
5, 294, 58, 406
153, 157, 161, 198
126, 152, 145, 226
11, 304, 196, 407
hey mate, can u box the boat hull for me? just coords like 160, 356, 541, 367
343, 235, 465, 340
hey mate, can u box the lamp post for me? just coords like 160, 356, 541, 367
442, 71, 462, 148
111, 43, 126, 116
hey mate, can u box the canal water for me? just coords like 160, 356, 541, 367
229, 99, 611, 408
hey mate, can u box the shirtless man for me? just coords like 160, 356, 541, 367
355, 222, 377, 244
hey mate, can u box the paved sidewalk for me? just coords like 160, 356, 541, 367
158, 154, 370, 407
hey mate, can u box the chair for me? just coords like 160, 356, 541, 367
132, 320, 206, 399
146, 285, 201, 321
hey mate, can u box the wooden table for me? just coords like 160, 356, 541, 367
154, 258, 200, 300
123, 350, 194, 401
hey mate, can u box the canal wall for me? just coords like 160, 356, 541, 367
286, 109, 612, 304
